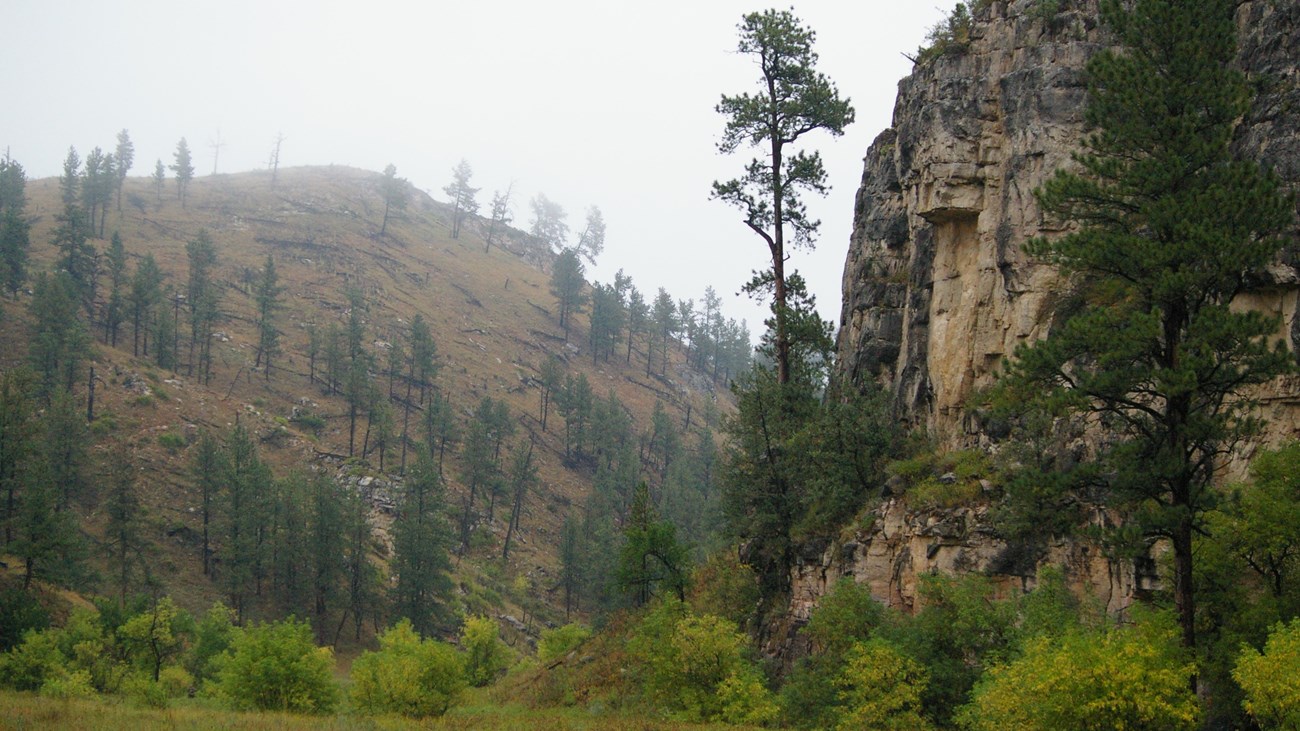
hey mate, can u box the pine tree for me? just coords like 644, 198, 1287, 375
113, 129, 134, 213
0, 155, 30, 299
501, 440, 537, 560
191, 431, 225, 577
574, 206, 606, 265
252, 253, 282, 379
485, 185, 514, 253
128, 253, 163, 356
549, 248, 586, 340
390, 449, 454, 636
103, 232, 127, 346
443, 159, 479, 240
151, 159, 166, 203
0, 369, 37, 546
171, 138, 195, 208
185, 229, 221, 384
993, 0, 1294, 655
529, 194, 568, 251
712, 9, 854, 385
379, 164, 409, 236
308, 472, 346, 643
104, 446, 148, 604
28, 273, 91, 401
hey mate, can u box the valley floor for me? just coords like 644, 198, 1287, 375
0, 691, 765, 731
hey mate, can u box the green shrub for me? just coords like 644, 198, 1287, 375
40, 668, 96, 700
214, 618, 338, 714
350, 619, 466, 717
187, 602, 235, 685
461, 615, 509, 687
0, 628, 66, 691
291, 412, 326, 434
538, 623, 592, 664
1235, 618, 1300, 729
890, 449, 993, 510
629, 600, 778, 724
958, 611, 1197, 730
835, 639, 932, 731
157, 432, 186, 452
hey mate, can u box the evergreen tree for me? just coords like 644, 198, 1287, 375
151, 159, 166, 203
588, 282, 624, 363
538, 355, 562, 432
191, 431, 224, 577
484, 185, 513, 253
103, 445, 149, 604
308, 472, 346, 643
0, 155, 30, 298
341, 481, 379, 642
501, 440, 537, 560
379, 164, 410, 236
268, 472, 312, 615
625, 286, 648, 365
252, 253, 282, 379
712, 9, 854, 385
390, 449, 455, 636
128, 253, 163, 357
443, 159, 479, 240
574, 206, 606, 265
113, 129, 134, 213
992, 0, 1294, 654
549, 248, 586, 340
171, 138, 195, 208
220, 424, 271, 622
42, 387, 89, 512
421, 391, 458, 478
82, 146, 114, 237
651, 288, 678, 376
103, 232, 127, 346
185, 229, 221, 384
529, 193, 568, 251
0, 369, 36, 546
27, 273, 90, 401
344, 288, 370, 456
558, 515, 583, 619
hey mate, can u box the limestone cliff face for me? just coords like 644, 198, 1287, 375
836, 0, 1300, 446
769, 1, 1300, 651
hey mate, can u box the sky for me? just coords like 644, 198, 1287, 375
1, 0, 950, 339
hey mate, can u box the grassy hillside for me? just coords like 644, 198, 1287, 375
2, 164, 732, 633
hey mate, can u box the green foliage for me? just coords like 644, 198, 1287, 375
0, 588, 49, 652
918, 2, 978, 62
538, 623, 592, 664
461, 615, 509, 688
214, 618, 338, 714
992, 0, 1294, 654
187, 602, 235, 685
712, 8, 853, 384
889, 448, 993, 510
390, 449, 455, 636
156, 431, 185, 452
835, 638, 933, 731
0, 627, 66, 691
617, 483, 691, 606
628, 600, 778, 724
959, 611, 1198, 730
349, 619, 466, 718
1235, 618, 1300, 730
549, 248, 586, 340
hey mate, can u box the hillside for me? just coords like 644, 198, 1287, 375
1, 163, 735, 631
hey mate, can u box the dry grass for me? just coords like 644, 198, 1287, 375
0, 690, 763, 730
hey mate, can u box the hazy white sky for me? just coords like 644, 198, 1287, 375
2, 0, 949, 336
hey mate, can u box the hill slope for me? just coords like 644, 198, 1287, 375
3, 164, 733, 629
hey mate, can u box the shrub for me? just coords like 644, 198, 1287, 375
835, 639, 933, 731
1235, 618, 1300, 729
538, 623, 592, 664
461, 615, 509, 687
350, 619, 466, 718
0, 629, 66, 691
629, 600, 778, 724
958, 611, 1198, 730
40, 668, 96, 700
214, 618, 338, 714
157, 432, 186, 452
187, 602, 236, 685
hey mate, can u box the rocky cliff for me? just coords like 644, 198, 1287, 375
836, 0, 1300, 447
771, 0, 1300, 650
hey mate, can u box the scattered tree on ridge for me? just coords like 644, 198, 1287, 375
443, 158, 479, 240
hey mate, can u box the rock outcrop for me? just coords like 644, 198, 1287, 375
836, 0, 1300, 447
768, 1, 1300, 652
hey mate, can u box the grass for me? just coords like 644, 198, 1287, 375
0, 690, 763, 730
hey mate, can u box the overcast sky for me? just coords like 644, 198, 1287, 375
2, 0, 949, 338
